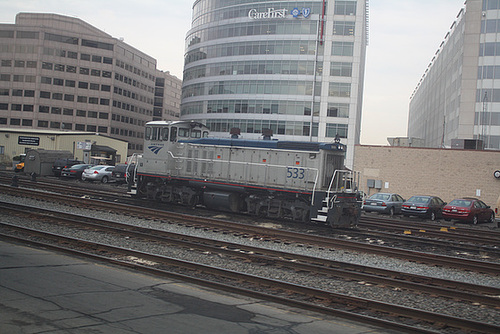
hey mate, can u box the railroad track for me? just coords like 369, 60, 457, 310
1, 184, 500, 274
1, 205, 499, 333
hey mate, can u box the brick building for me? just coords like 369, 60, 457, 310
354, 145, 500, 208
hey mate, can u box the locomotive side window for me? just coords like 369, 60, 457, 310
191, 129, 201, 138
162, 127, 169, 141
179, 128, 190, 138
170, 127, 177, 142
151, 127, 160, 140
145, 127, 152, 140
203, 131, 209, 138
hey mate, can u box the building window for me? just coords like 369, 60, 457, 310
38, 120, 49, 127
75, 124, 85, 130
10, 118, 21, 125
325, 123, 348, 138
22, 119, 33, 126
101, 84, 111, 92
330, 62, 353, 77
102, 71, 112, 78
62, 123, 72, 130
88, 111, 98, 118
328, 83, 351, 97
41, 77, 52, 84
77, 96, 87, 103
86, 125, 97, 132
24, 89, 34, 97
66, 65, 77, 73
81, 53, 91, 61
76, 110, 86, 117
53, 78, 64, 86
45, 32, 78, 45
91, 55, 102, 62
334, 1, 357, 15
54, 64, 65, 71
52, 93, 63, 100
1, 60, 11, 67
100, 98, 110, 105
51, 107, 61, 114
50, 121, 61, 129
98, 126, 107, 133
91, 69, 101, 76
40, 91, 51, 99
42, 62, 53, 70
0, 118, 7, 124
67, 51, 78, 59
63, 108, 74, 115
89, 97, 99, 104
12, 104, 22, 111
333, 21, 355, 36
65, 80, 76, 87
12, 89, 23, 96
331, 42, 354, 56
81, 39, 113, 51
0, 74, 11, 81
23, 104, 34, 112
103, 57, 113, 64
0, 89, 8, 96
13, 75, 24, 82
78, 81, 89, 89
0, 103, 7, 110
90, 83, 99, 90
26, 61, 37, 68
80, 67, 90, 75
64, 94, 75, 101
38, 105, 49, 113
14, 60, 25, 67
25, 75, 35, 83
0, 145, 4, 154
99, 112, 109, 119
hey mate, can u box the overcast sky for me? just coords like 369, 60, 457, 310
0, 0, 466, 145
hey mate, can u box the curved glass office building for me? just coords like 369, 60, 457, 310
181, 0, 368, 167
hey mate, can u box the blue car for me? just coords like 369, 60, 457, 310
363, 193, 405, 216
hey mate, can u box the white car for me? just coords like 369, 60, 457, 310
81, 165, 115, 183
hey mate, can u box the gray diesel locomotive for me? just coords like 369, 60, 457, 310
128, 120, 362, 228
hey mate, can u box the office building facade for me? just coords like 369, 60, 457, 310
181, 0, 368, 167
0, 13, 180, 154
409, 0, 500, 150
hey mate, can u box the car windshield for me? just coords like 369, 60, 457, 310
90, 166, 106, 170
370, 193, 390, 201
71, 164, 87, 169
449, 199, 472, 207
408, 196, 430, 204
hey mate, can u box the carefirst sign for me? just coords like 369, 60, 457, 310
248, 7, 311, 20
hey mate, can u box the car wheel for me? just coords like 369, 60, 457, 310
488, 213, 495, 224
101, 176, 108, 184
389, 207, 394, 217
81, 176, 86, 181
472, 215, 478, 225
430, 211, 436, 221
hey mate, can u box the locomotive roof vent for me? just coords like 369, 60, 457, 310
230, 127, 241, 139
262, 128, 273, 140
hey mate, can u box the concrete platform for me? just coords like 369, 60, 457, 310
0, 240, 397, 333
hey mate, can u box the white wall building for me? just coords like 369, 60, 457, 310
181, 0, 368, 167
409, 0, 500, 150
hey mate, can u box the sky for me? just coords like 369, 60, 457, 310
0, 0, 466, 145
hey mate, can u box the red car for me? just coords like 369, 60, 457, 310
442, 198, 495, 224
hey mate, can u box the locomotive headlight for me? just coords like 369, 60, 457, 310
309, 153, 316, 159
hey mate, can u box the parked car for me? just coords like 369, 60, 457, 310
401, 195, 446, 221
52, 158, 84, 177
442, 198, 495, 224
111, 163, 135, 183
81, 165, 115, 183
61, 164, 93, 179
363, 193, 405, 216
